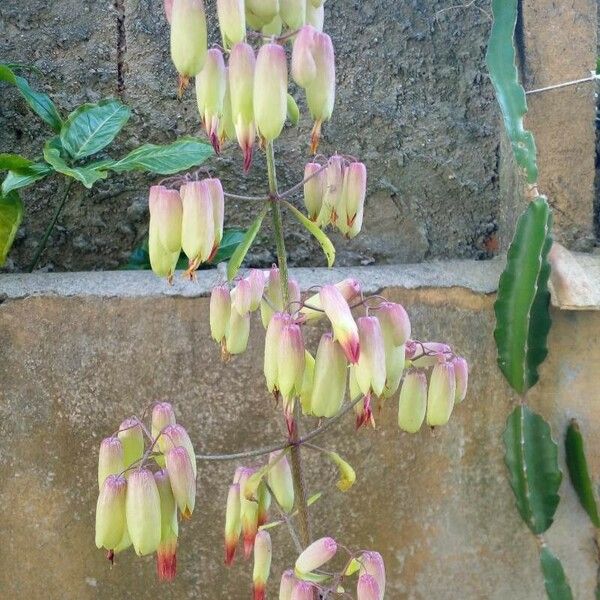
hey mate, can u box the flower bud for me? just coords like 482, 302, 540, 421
311, 333, 347, 417
154, 469, 179, 581
206, 177, 225, 251
253, 530, 272, 600
217, 0, 246, 48
426, 362, 456, 426
151, 402, 177, 441
239, 468, 259, 558
95, 474, 127, 550
170, 0, 207, 92
317, 155, 344, 227
452, 356, 469, 403
98, 436, 125, 489
196, 49, 227, 152
246, 0, 279, 22
278, 323, 306, 404
406, 341, 451, 367
159, 423, 197, 478
358, 551, 385, 599
257, 481, 271, 527
181, 181, 215, 270
279, 569, 298, 600
254, 43, 288, 142
118, 418, 144, 471
149, 218, 180, 281
295, 537, 337, 573
306, 32, 335, 153
320, 284, 360, 363
342, 162, 367, 238
262, 14, 283, 36
305, 1, 324, 30
268, 451, 295, 513
247, 269, 266, 311
126, 468, 162, 556
264, 312, 290, 393
299, 350, 315, 415
229, 43, 256, 171
397, 371, 427, 433
291, 582, 317, 600
357, 574, 381, 600
300, 278, 361, 322
291, 26, 317, 88
327, 451, 356, 492
226, 307, 251, 355
377, 302, 411, 347
303, 162, 325, 220
232, 277, 253, 315
165, 446, 196, 518
225, 483, 242, 565
210, 285, 232, 343
149, 185, 183, 254
355, 316, 386, 397
280, 0, 306, 29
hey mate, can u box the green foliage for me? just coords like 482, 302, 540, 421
0, 154, 33, 171
227, 207, 268, 280
503, 405, 562, 535
539, 546, 573, 600
565, 419, 600, 527
494, 198, 552, 394
0, 190, 23, 266
486, 0, 538, 184
1, 163, 53, 195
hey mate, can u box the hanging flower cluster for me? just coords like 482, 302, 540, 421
95, 403, 196, 581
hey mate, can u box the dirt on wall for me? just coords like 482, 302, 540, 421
0, 0, 499, 272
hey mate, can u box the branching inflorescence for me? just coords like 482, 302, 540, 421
94, 1, 470, 598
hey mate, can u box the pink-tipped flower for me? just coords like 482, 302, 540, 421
398, 371, 427, 433
170, 0, 207, 92
355, 316, 386, 397
98, 436, 125, 489
359, 552, 385, 598
377, 302, 411, 347
252, 530, 272, 600
95, 474, 127, 551
291, 582, 317, 600
264, 312, 289, 393
407, 341, 451, 367
224, 483, 242, 565
148, 185, 182, 280
278, 323, 306, 406
159, 424, 197, 478
305, 1, 324, 30
317, 155, 344, 227
254, 43, 288, 142
217, 0, 246, 48
181, 181, 215, 271
164, 0, 173, 22
343, 162, 367, 238
295, 537, 337, 573
206, 177, 224, 250
165, 446, 196, 518
229, 43, 256, 171
310, 333, 347, 417
452, 356, 469, 403
126, 468, 162, 556
151, 402, 177, 441
357, 574, 381, 600
268, 451, 295, 513
154, 469, 179, 581
247, 269, 266, 311
232, 277, 253, 315
319, 284, 360, 363
118, 418, 144, 471
300, 278, 361, 322
306, 32, 335, 153
210, 284, 232, 343
279, 569, 298, 600
226, 307, 251, 355
291, 26, 317, 88
239, 468, 259, 558
280, 0, 307, 29
426, 361, 456, 426
354, 389, 375, 430
303, 162, 325, 221
196, 49, 227, 152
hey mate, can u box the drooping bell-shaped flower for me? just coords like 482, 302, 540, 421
217, 0, 246, 48
238, 468, 259, 558
247, 269, 266, 311
151, 401, 177, 441
426, 361, 456, 426
300, 277, 361, 322
159, 423, 197, 478
254, 43, 288, 142
452, 356, 469, 403
229, 42, 256, 171
295, 537, 337, 574
181, 181, 215, 271
257, 481, 271, 527
342, 162, 367, 238
291, 582, 317, 600
378, 302, 411, 346
305, 1, 324, 30
118, 418, 144, 471
252, 529, 272, 600
317, 155, 344, 227
280, 0, 306, 29
327, 451, 356, 492
154, 469, 179, 581
291, 26, 317, 88
126, 468, 162, 556
210, 284, 232, 343
170, 0, 207, 94
196, 49, 227, 153
95, 474, 127, 551
268, 451, 295, 513
319, 284, 360, 363
398, 371, 427, 433
357, 574, 381, 600
264, 312, 289, 394
278, 322, 305, 407
354, 316, 386, 397
358, 551, 385, 599
165, 446, 196, 518
232, 277, 253, 315
226, 307, 251, 355
98, 436, 125, 489
225, 483, 241, 565
310, 333, 347, 417
148, 185, 182, 281
299, 349, 315, 415
279, 569, 297, 600
303, 162, 325, 221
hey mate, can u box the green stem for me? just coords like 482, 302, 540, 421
265, 140, 311, 548
28, 179, 74, 272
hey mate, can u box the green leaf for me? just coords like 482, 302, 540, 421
227, 207, 268, 281
0, 154, 33, 171
0, 190, 23, 266
14, 76, 64, 133
211, 228, 247, 264
503, 405, 562, 535
486, 0, 538, 183
60, 99, 130, 160
565, 419, 600, 527
109, 137, 213, 175
494, 197, 552, 394
43, 138, 109, 188
287, 94, 300, 126
539, 546, 573, 600
0, 64, 17, 84
283, 200, 335, 268
2, 163, 53, 195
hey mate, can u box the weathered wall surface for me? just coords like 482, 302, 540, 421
0, 0, 498, 271
1, 263, 600, 599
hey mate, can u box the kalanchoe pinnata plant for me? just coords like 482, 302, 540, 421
95, 3, 471, 596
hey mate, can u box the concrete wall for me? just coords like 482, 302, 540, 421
1, 261, 600, 599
